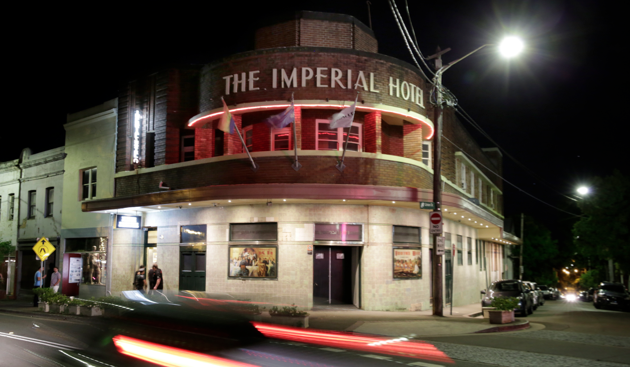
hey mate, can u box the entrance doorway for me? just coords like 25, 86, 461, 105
313, 246, 360, 307
179, 250, 206, 291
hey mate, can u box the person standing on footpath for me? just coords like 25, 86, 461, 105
50, 267, 61, 293
33, 266, 46, 306
148, 263, 163, 295
133, 266, 146, 293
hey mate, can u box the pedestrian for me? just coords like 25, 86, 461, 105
148, 263, 163, 295
50, 267, 61, 293
133, 266, 146, 293
33, 266, 46, 307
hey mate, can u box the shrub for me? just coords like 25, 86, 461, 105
49, 293, 70, 305
33, 288, 55, 303
491, 297, 520, 311
269, 304, 308, 317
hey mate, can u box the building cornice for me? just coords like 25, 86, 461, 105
64, 108, 117, 131
19, 152, 67, 169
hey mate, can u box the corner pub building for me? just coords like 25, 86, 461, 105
69, 11, 520, 310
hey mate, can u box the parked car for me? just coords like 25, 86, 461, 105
549, 287, 561, 300
593, 282, 630, 310
523, 281, 544, 308
538, 285, 553, 300
579, 288, 594, 302
482, 279, 535, 316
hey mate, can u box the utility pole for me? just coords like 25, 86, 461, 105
428, 46, 450, 316
519, 213, 524, 280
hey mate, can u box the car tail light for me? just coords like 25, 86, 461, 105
113, 335, 259, 367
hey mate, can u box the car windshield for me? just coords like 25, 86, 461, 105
539, 286, 548, 290
601, 284, 626, 293
492, 282, 520, 292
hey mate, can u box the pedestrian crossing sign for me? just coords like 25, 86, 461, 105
33, 238, 56, 261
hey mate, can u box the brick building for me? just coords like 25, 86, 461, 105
70, 11, 519, 310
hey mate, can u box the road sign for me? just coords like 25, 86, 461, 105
419, 201, 435, 210
436, 236, 445, 255
32, 238, 55, 261
429, 211, 443, 234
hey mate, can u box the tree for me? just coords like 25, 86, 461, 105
0, 240, 15, 260
512, 215, 560, 285
573, 171, 630, 276
578, 269, 602, 289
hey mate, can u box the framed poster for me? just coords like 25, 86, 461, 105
393, 247, 422, 279
228, 246, 277, 279
69, 257, 82, 284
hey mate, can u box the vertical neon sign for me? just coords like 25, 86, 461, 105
133, 110, 142, 164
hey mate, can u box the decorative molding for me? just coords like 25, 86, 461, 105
64, 108, 117, 131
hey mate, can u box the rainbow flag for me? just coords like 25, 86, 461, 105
219, 98, 235, 134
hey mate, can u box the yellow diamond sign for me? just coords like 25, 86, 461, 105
33, 238, 56, 261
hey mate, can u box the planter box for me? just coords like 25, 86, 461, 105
50, 304, 66, 313
482, 307, 496, 318
270, 315, 309, 328
68, 305, 81, 315
38, 302, 50, 312
488, 310, 515, 324
80, 306, 103, 317
102, 307, 124, 318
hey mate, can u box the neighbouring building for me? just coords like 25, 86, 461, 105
62, 11, 519, 310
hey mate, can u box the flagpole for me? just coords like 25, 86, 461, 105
234, 125, 259, 172
336, 95, 358, 172
290, 94, 302, 171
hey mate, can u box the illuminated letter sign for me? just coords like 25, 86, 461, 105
133, 110, 142, 164
116, 215, 141, 229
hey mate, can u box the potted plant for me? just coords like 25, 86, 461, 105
49, 294, 69, 313
488, 297, 519, 324
269, 304, 309, 328
96, 296, 134, 317
68, 298, 84, 315
34, 288, 55, 312
80, 299, 103, 317
233, 303, 266, 322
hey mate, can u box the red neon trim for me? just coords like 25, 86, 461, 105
251, 322, 453, 364
188, 104, 434, 139
112, 335, 259, 367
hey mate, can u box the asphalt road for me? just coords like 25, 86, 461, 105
1, 299, 628, 367
421, 298, 630, 367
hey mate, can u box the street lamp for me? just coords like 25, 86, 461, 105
429, 37, 524, 316
577, 186, 590, 196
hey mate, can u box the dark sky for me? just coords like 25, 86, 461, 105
5, 1, 625, 233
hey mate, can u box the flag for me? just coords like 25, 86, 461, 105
219, 98, 235, 134
265, 99, 295, 129
329, 97, 357, 129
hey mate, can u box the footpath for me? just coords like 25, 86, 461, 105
1, 295, 531, 338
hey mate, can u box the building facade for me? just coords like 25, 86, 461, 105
65, 11, 518, 310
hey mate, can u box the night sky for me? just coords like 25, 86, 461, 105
5, 1, 625, 234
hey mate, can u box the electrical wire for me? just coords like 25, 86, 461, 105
391, 0, 436, 76
441, 135, 583, 218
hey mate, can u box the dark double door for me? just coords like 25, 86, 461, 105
313, 246, 353, 305
179, 250, 206, 291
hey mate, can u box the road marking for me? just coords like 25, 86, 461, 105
408, 362, 444, 367
0, 331, 75, 350
361, 354, 393, 360
319, 347, 346, 352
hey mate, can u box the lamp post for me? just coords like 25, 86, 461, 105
429, 37, 523, 316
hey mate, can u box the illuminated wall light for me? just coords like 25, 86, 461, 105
468, 218, 471, 221
474, 221, 477, 223
343, 199, 346, 202
283, 199, 286, 201
228, 200, 232, 203
485, 225, 488, 228
132, 110, 142, 164
444, 209, 448, 211
461, 216, 464, 218
392, 201, 396, 204
453, 212, 457, 215
157, 206, 161, 209
188, 203, 191, 206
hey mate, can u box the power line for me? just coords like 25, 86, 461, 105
441, 135, 583, 218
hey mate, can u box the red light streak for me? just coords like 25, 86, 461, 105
188, 103, 434, 139
112, 335, 259, 367
251, 323, 453, 364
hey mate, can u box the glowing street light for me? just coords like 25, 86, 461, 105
499, 36, 525, 58
577, 186, 590, 196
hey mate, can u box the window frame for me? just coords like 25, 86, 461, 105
243, 125, 253, 152
8, 193, 14, 220
470, 171, 475, 196
0, 195, 2, 221
315, 119, 362, 152
28, 190, 36, 219
45, 187, 54, 217
467, 237, 472, 265
422, 141, 432, 168
271, 126, 292, 151
460, 163, 467, 190
180, 133, 195, 162
80, 167, 97, 201
456, 235, 463, 265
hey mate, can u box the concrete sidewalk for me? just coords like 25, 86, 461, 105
1, 297, 530, 337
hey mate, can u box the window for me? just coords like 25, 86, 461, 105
181, 134, 195, 162
65, 237, 108, 285
483, 241, 486, 270
8, 194, 14, 220
478, 178, 482, 201
244, 125, 253, 151
0, 195, 2, 220
470, 171, 475, 196
28, 191, 36, 219
489, 188, 495, 209
45, 188, 54, 217
456, 235, 463, 265
81, 168, 97, 200
476, 239, 481, 269
393, 225, 421, 243
272, 127, 292, 151
467, 237, 472, 265
316, 120, 362, 152
422, 141, 432, 167
460, 163, 467, 190
445, 232, 452, 257
180, 225, 207, 244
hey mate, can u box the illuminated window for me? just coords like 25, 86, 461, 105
244, 125, 253, 151
181, 134, 195, 162
272, 127, 292, 151
28, 190, 36, 219
316, 120, 362, 152
422, 141, 432, 167
45, 187, 54, 217
181, 224, 207, 243
81, 167, 97, 200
